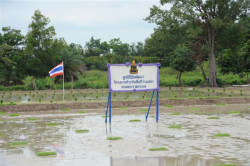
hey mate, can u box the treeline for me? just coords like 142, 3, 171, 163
0, 0, 250, 88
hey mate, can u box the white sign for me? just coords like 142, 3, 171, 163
108, 63, 160, 92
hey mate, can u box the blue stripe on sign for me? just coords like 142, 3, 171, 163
51, 66, 63, 74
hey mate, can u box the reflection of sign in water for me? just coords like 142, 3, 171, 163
108, 62, 160, 92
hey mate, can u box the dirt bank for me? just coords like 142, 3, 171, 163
0, 97, 249, 112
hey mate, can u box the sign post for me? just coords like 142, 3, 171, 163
105, 61, 160, 124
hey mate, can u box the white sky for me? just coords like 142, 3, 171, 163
0, 0, 160, 45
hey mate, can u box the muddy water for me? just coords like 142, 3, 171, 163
0, 110, 249, 166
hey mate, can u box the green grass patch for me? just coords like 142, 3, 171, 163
75, 129, 89, 133
120, 106, 128, 109
149, 147, 168, 151
214, 133, 231, 137
140, 109, 148, 112
27, 117, 38, 121
10, 141, 28, 146
129, 119, 141, 122
78, 111, 87, 113
0, 133, 2, 137
165, 104, 174, 108
9, 113, 19, 117
107, 136, 123, 140
213, 164, 237, 166
0, 102, 16, 106
36, 152, 57, 156
47, 122, 61, 126
228, 111, 240, 114
189, 107, 200, 111
207, 117, 219, 119
216, 103, 226, 106
0, 111, 6, 114
171, 112, 181, 115
168, 125, 182, 128
62, 108, 71, 112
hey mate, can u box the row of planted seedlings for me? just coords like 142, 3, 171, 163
0, 87, 247, 104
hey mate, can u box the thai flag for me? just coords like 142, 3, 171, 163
49, 62, 63, 77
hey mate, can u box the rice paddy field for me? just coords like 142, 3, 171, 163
0, 87, 249, 166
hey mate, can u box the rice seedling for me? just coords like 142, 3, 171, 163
149, 147, 168, 151
165, 104, 174, 108
140, 109, 147, 112
36, 152, 57, 156
214, 133, 230, 137
47, 122, 61, 126
107, 137, 123, 140
0, 111, 6, 114
189, 107, 200, 111
216, 103, 226, 106
171, 112, 181, 115
168, 125, 182, 128
120, 106, 128, 110
129, 119, 141, 122
27, 117, 38, 121
207, 117, 219, 119
10, 141, 28, 146
78, 111, 87, 113
228, 111, 240, 114
9, 113, 19, 117
75, 129, 89, 133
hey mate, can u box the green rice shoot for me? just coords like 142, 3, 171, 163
165, 104, 174, 108
120, 106, 128, 109
171, 112, 181, 115
216, 103, 226, 106
189, 107, 200, 111
9, 113, 19, 117
36, 152, 57, 156
168, 125, 182, 128
47, 122, 61, 126
129, 119, 141, 122
78, 111, 87, 113
10, 141, 28, 146
75, 129, 89, 133
107, 136, 123, 140
149, 147, 168, 151
62, 108, 71, 112
0, 111, 6, 114
207, 116, 219, 119
140, 109, 148, 112
27, 117, 38, 121
228, 111, 240, 114
214, 133, 231, 137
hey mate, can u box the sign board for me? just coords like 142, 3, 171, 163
107, 62, 160, 92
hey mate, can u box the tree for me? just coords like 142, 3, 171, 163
146, 0, 249, 86
0, 27, 25, 85
24, 9, 56, 77
109, 38, 129, 56
170, 45, 195, 86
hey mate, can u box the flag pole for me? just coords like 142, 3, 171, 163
63, 61, 64, 102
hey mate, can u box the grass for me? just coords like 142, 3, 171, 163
165, 104, 174, 108
27, 117, 38, 121
120, 106, 128, 109
9, 113, 19, 117
171, 112, 181, 115
189, 107, 200, 111
168, 125, 182, 128
228, 111, 240, 114
0, 111, 6, 114
47, 122, 61, 126
0, 133, 2, 137
75, 129, 89, 133
148, 147, 168, 151
0, 102, 16, 106
207, 116, 219, 119
140, 109, 148, 112
62, 108, 71, 112
214, 133, 231, 137
107, 136, 123, 140
216, 103, 226, 106
78, 111, 87, 113
36, 152, 57, 156
129, 119, 141, 122
10, 141, 28, 146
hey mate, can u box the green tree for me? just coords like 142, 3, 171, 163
24, 9, 56, 77
170, 45, 195, 86
146, 0, 249, 86
0, 27, 25, 85
109, 38, 129, 56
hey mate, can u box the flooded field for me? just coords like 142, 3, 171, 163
0, 104, 249, 166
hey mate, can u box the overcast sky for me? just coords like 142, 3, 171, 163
0, 0, 160, 46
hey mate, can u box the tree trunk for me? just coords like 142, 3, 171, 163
71, 76, 74, 89
197, 61, 208, 85
247, 72, 250, 84
178, 71, 182, 87
208, 28, 217, 87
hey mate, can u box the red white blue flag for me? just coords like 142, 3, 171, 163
49, 62, 63, 78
